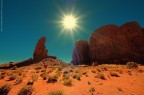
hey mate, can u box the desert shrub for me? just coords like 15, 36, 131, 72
63, 71, 68, 75
15, 77, 23, 84
47, 75, 58, 83
0, 75, 5, 80
110, 72, 120, 77
91, 69, 96, 73
88, 81, 91, 85
127, 71, 132, 75
0, 84, 12, 95
126, 62, 138, 69
35, 66, 42, 70
57, 66, 63, 71
95, 73, 106, 80
85, 74, 88, 77
16, 69, 23, 76
41, 69, 46, 72
82, 71, 87, 75
72, 73, 81, 80
9, 75, 17, 80
1, 71, 7, 75
63, 74, 69, 80
18, 85, 33, 95
137, 68, 144, 73
27, 80, 34, 85
63, 79, 72, 86
89, 87, 95, 95
41, 72, 48, 80
36, 70, 39, 73
31, 74, 38, 81
74, 69, 79, 73
11, 66, 17, 70
48, 90, 63, 95
117, 87, 123, 92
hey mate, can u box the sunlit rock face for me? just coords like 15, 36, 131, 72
33, 36, 48, 62
72, 40, 90, 65
72, 21, 144, 65
89, 21, 144, 64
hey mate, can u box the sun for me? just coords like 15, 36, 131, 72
62, 15, 78, 31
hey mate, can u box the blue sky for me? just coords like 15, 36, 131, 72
0, 0, 144, 63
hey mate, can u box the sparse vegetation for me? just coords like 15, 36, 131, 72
18, 85, 34, 95
48, 90, 64, 95
41, 72, 48, 80
63, 79, 72, 86
91, 69, 96, 73
0, 84, 12, 95
117, 87, 123, 92
11, 66, 17, 70
110, 72, 120, 77
27, 80, 34, 85
14, 77, 23, 84
72, 73, 81, 80
9, 74, 17, 80
47, 75, 58, 83
95, 73, 106, 80
0, 74, 5, 80
89, 87, 95, 95
88, 81, 91, 85
35, 66, 42, 70
127, 71, 132, 75
31, 74, 38, 81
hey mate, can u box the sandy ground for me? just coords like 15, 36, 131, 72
0, 63, 144, 95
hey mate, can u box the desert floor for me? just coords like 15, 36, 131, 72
0, 63, 144, 95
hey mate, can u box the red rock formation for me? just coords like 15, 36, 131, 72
72, 21, 144, 65
89, 21, 144, 64
33, 36, 48, 62
72, 40, 90, 65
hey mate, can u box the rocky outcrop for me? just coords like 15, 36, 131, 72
33, 36, 48, 62
72, 40, 90, 65
72, 21, 144, 65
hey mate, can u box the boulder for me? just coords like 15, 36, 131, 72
72, 40, 90, 65
33, 36, 48, 62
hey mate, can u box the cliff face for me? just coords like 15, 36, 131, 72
72, 21, 144, 65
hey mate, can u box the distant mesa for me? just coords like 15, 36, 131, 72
72, 21, 144, 65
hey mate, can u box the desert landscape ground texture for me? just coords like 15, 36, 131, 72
0, 59, 144, 95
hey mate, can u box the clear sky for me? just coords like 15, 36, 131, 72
0, 0, 144, 63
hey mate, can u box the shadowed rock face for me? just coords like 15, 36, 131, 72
72, 40, 90, 65
33, 36, 48, 62
72, 21, 144, 65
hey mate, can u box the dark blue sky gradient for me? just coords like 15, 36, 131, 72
0, 0, 144, 63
